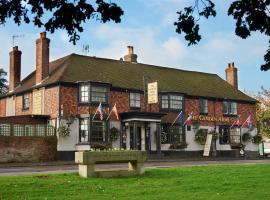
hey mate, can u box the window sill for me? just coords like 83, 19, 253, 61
223, 114, 238, 117
78, 102, 109, 107
22, 108, 29, 112
199, 113, 208, 115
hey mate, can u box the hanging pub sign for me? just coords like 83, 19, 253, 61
148, 82, 158, 104
192, 115, 230, 123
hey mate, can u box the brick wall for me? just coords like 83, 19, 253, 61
0, 136, 57, 163
15, 93, 33, 115
0, 98, 6, 117
44, 86, 59, 118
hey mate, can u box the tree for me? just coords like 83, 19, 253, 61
0, 0, 124, 44
253, 87, 270, 137
174, 0, 270, 71
0, 68, 8, 95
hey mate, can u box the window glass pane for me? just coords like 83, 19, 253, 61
161, 95, 169, 109
231, 102, 237, 115
130, 93, 140, 108
170, 95, 183, 109
230, 128, 240, 144
91, 121, 105, 142
79, 118, 89, 142
219, 127, 230, 144
80, 85, 89, 102
223, 102, 228, 114
23, 94, 29, 110
91, 86, 107, 103
199, 99, 208, 114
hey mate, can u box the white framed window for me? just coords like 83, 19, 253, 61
91, 86, 107, 103
79, 118, 89, 142
223, 101, 237, 115
199, 99, 208, 114
79, 85, 89, 102
22, 93, 30, 110
79, 84, 108, 103
161, 94, 183, 110
130, 93, 140, 108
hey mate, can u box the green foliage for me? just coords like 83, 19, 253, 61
90, 143, 112, 151
1, 165, 270, 199
195, 129, 217, 145
109, 127, 119, 142
0, 68, 8, 95
175, 0, 270, 71
161, 131, 167, 143
57, 126, 70, 137
242, 132, 252, 142
0, 0, 124, 44
252, 134, 263, 144
169, 141, 188, 149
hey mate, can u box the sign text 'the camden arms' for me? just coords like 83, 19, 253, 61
192, 115, 230, 123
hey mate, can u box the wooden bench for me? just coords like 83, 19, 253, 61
75, 150, 147, 178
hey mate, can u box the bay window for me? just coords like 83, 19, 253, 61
79, 118, 107, 143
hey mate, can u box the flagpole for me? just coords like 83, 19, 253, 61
106, 109, 113, 121
241, 115, 250, 129
171, 111, 182, 127
92, 103, 100, 120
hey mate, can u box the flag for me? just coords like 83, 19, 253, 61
246, 116, 253, 129
241, 115, 252, 129
92, 102, 103, 120
112, 104, 119, 120
178, 111, 184, 125
184, 112, 193, 125
171, 111, 183, 126
106, 103, 119, 121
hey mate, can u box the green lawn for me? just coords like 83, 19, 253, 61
1, 164, 270, 200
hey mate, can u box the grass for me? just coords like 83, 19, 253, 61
0, 164, 270, 200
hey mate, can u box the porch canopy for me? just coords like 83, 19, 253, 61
120, 111, 166, 122
120, 112, 166, 154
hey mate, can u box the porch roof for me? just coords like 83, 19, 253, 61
120, 112, 166, 122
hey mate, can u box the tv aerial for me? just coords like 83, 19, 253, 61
82, 44, 90, 55
11, 34, 25, 47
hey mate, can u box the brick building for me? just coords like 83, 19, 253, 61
0, 32, 258, 160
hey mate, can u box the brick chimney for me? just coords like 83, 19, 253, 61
225, 62, 238, 89
36, 32, 50, 84
9, 46, 21, 91
124, 46, 137, 63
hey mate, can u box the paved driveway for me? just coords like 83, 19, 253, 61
1, 159, 270, 176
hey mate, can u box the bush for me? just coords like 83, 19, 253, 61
195, 129, 218, 145
252, 134, 262, 144
242, 132, 252, 142
169, 141, 188, 149
57, 126, 70, 137
109, 127, 119, 142
91, 143, 112, 151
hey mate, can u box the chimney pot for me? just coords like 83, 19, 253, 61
225, 62, 238, 89
9, 46, 22, 91
124, 46, 137, 63
36, 32, 50, 84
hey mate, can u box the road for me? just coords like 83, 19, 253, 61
1, 159, 270, 176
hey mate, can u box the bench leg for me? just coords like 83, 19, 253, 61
78, 164, 94, 178
128, 161, 145, 175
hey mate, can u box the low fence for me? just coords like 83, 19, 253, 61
0, 124, 56, 137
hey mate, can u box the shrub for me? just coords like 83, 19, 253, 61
169, 141, 188, 149
57, 126, 70, 137
242, 132, 252, 142
109, 127, 119, 142
91, 143, 112, 151
252, 134, 262, 144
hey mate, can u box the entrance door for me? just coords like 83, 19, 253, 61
137, 126, 142, 150
129, 125, 142, 150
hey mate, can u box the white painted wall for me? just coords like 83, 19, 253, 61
57, 119, 79, 151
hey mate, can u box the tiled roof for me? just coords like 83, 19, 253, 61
1, 53, 257, 103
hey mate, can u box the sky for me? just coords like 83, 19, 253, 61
0, 0, 269, 93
